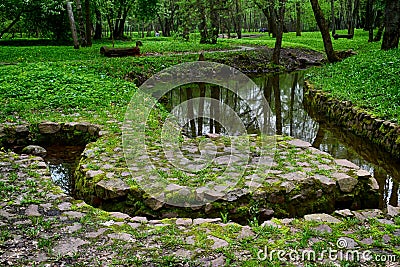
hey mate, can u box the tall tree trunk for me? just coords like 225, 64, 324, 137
66, 2, 80, 49
272, 0, 286, 65
347, 0, 354, 34
234, 0, 242, 39
296, 1, 301, 36
268, 1, 277, 37
331, 0, 336, 35
94, 8, 102, 40
349, 0, 359, 35
75, 0, 87, 46
381, 0, 400, 50
373, 10, 384, 41
199, 3, 208, 44
365, 0, 374, 42
310, 0, 340, 63
210, 0, 219, 43
0, 11, 22, 39
85, 0, 92, 46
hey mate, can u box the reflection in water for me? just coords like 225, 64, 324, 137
45, 145, 84, 195
164, 71, 400, 207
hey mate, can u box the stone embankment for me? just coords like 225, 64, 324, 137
0, 151, 399, 266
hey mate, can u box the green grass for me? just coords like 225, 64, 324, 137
219, 29, 381, 53
307, 48, 400, 123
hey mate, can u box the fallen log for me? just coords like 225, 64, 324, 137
333, 33, 354, 40
100, 41, 142, 57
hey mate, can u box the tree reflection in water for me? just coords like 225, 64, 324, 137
162, 71, 400, 207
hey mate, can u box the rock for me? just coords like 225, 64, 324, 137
360, 209, 382, 219
337, 237, 358, 249
25, 204, 41, 216
281, 181, 295, 193
15, 125, 29, 133
53, 238, 88, 256
204, 190, 225, 201
314, 175, 336, 192
107, 233, 133, 242
211, 255, 226, 267
176, 218, 192, 226
334, 159, 360, 169
334, 209, 354, 218
86, 170, 104, 179
63, 211, 85, 219
21, 145, 47, 157
304, 213, 341, 224
64, 223, 82, 233
109, 212, 130, 220
359, 237, 373, 245
335, 174, 358, 193
387, 205, 400, 217
377, 219, 394, 225
356, 169, 371, 179
287, 139, 312, 148
38, 122, 61, 134
85, 228, 107, 238
238, 226, 255, 239
95, 178, 130, 200
131, 216, 148, 223
369, 177, 379, 190
186, 236, 196, 245
58, 202, 72, 211
144, 197, 164, 211
208, 236, 228, 249
193, 218, 221, 225
174, 249, 192, 258
261, 220, 281, 228
313, 224, 332, 233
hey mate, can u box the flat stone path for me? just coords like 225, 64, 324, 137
0, 151, 399, 266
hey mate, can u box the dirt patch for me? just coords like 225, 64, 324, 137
212, 47, 325, 74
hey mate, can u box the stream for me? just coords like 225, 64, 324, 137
165, 70, 400, 209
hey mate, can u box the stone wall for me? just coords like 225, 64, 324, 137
304, 81, 400, 159
0, 121, 100, 147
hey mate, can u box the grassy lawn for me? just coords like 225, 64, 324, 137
0, 29, 398, 126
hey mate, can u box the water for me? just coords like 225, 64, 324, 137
44, 145, 85, 195
164, 71, 400, 208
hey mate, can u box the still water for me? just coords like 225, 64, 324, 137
164, 71, 400, 208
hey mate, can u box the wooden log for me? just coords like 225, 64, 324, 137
333, 33, 354, 40
100, 46, 140, 57
100, 41, 142, 57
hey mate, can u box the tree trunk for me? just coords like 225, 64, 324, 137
331, 0, 336, 35
268, 0, 277, 37
85, 0, 92, 46
365, 0, 374, 42
234, 0, 242, 39
66, 2, 80, 49
0, 11, 22, 39
347, 0, 353, 34
296, 2, 301, 36
381, 0, 400, 50
310, 0, 340, 63
75, 0, 87, 46
349, 0, 359, 35
199, 3, 208, 44
94, 8, 102, 40
210, 0, 219, 44
272, 0, 286, 65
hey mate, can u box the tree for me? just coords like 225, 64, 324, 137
381, 0, 400, 50
310, 0, 340, 62
272, 0, 286, 65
